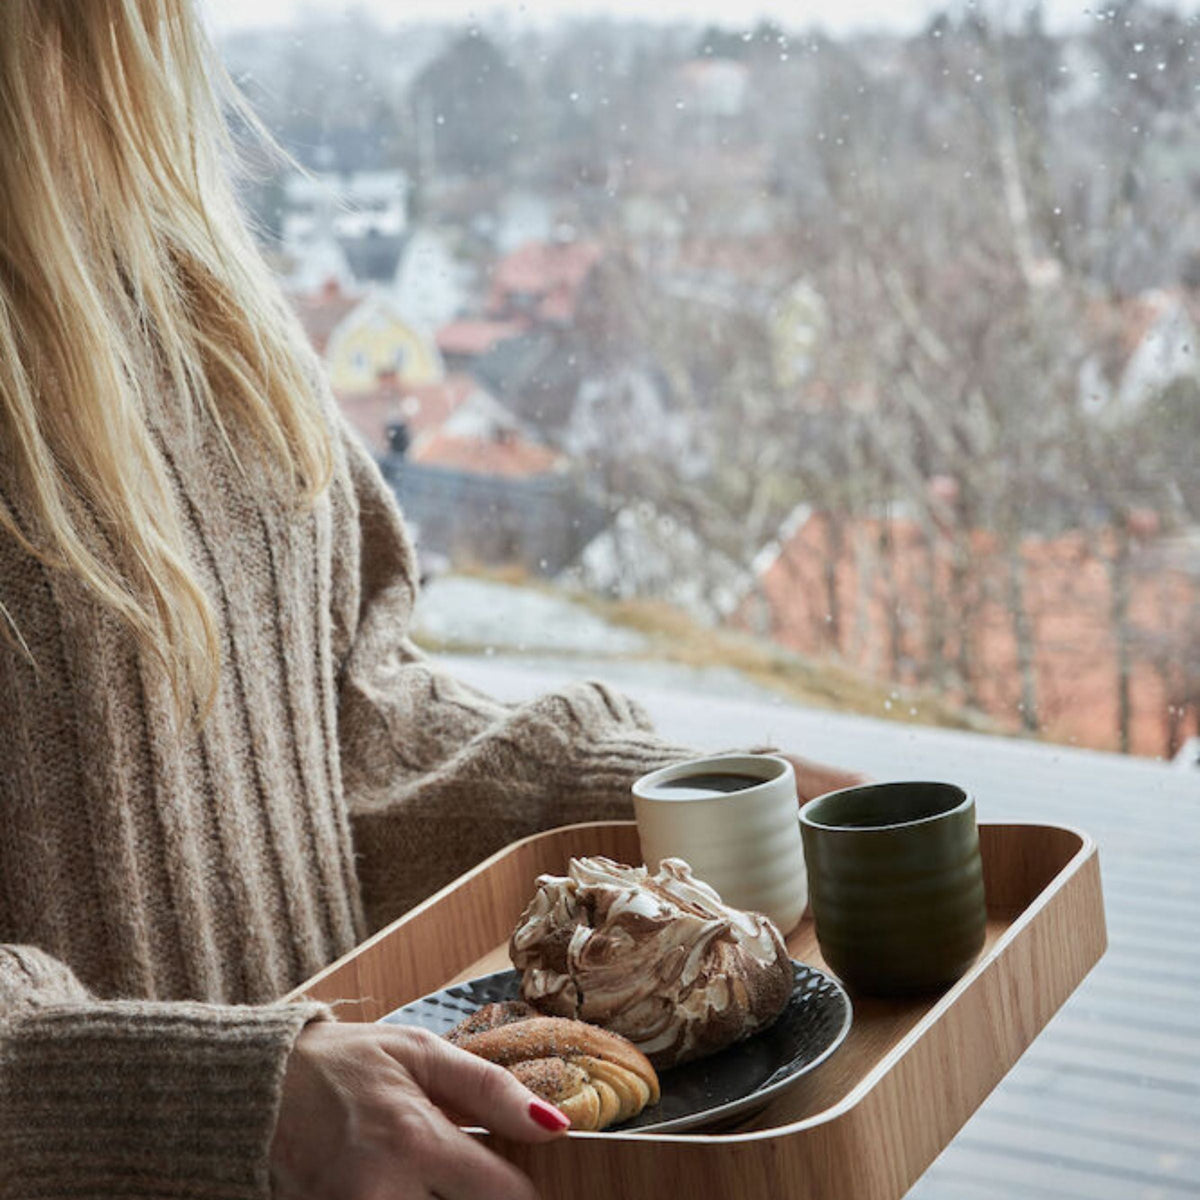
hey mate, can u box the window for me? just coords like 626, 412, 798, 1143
220, 0, 1200, 762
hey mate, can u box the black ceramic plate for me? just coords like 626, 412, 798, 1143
379, 961, 852, 1133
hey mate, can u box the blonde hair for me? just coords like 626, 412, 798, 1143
0, 0, 331, 712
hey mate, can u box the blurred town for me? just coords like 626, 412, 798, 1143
220, 2, 1200, 760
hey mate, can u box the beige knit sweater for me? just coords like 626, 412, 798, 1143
0, 384, 690, 1198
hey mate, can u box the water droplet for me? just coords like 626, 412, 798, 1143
1133, 41, 1145, 52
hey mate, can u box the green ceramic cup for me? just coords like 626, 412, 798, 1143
799, 781, 987, 996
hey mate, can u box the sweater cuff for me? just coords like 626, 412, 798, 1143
527, 680, 696, 800
0, 998, 329, 1200
571, 725, 698, 799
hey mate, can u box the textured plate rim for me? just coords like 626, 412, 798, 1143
634, 961, 853, 1134
382, 961, 853, 1135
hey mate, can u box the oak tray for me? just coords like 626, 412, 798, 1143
289, 821, 1106, 1200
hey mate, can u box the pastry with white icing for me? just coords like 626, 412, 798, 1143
509, 856, 793, 1068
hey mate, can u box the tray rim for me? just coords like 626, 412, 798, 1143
291, 818, 1103, 1147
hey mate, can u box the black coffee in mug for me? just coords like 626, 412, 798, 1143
639, 772, 764, 801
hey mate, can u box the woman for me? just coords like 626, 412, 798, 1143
0, 4, 861, 1198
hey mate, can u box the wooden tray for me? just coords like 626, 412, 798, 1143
290, 821, 1105, 1199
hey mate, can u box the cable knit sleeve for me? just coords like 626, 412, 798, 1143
0, 945, 328, 1200
330, 424, 695, 932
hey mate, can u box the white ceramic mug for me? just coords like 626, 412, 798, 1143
632, 753, 808, 935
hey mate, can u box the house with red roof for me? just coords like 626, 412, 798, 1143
436, 318, 530, 364
486, 238, 603, 325
411, 429, 564, 480
334, 364, 565, 481
752, 506, 1200, 758
288, 278, 361, 357
334, 371, 478, 457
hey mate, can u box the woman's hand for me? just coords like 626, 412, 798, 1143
780, 754, 870, 803
270, 1021, 568, 1200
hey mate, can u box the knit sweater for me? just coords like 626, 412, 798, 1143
0, 384, 692, 1199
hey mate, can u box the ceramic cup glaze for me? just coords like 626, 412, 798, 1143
799, 781, 987, 996
632, 754, 808, 935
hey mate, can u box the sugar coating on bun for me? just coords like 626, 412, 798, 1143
445, 1003, 660, 1130
510, 856, 793, 1068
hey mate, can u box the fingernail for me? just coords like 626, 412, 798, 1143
528, 1098, 570, 1132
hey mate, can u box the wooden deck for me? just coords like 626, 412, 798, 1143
451, 658, 1200, 1200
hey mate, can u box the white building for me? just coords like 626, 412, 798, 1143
392, 227, 472, 332
281, 169, 410, 259
1079, 289, 1200, 426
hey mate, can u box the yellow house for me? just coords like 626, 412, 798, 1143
325, 291, 444, 393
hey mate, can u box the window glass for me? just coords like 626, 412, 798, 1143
215, 0, 1200, 762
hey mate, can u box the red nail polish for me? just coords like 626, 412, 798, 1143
528, 1098, 570, 1132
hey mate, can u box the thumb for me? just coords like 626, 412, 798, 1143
390, 1029, 571, 1142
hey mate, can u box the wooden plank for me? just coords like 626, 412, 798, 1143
915, 1152, 1198, 1200
970, 1085, 1200, 1152
1038, 1021, 1200, 1067
984, 1067, 1200, 1124
934, 1135, 1200, 1197
913, 1171, 1101, 1200
946, 1112, 1200, 1189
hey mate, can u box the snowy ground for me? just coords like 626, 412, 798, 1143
417, 571, 792, 700
412, 575, 787, 704
441, 651, 786, 706
412, 575, 647, 657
